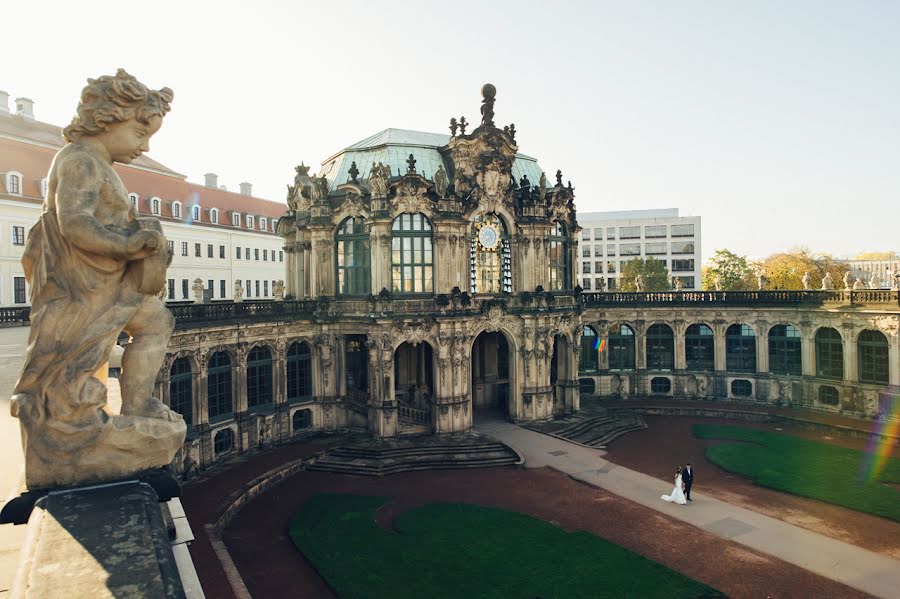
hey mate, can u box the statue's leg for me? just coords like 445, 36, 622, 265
120, 296, 176, 419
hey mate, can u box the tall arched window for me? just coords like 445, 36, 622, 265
858, 330, 889, 384
609, 324, 635, 371
192, 205, 201, 222
470, 214, 511, 293
578, 326, 599, 374
548, 221, 569, 291
6, 173, 21, 195
210, 208, 219, 224
247, 345, 273, 408
169, 357, 193, 427
685, 324, 714, 371
726, 324, 756, 373
815, 327, 843, 380
646, 324, 674, 370
391, 213, 433, 294
769, 324, 802, 376
207, 351, 233, 421
287, 342, 313, 403
172, 201, 182, 219
336, 217, 371, 295
151, 197, 161, 215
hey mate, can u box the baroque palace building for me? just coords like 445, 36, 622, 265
156, 85, 900, 472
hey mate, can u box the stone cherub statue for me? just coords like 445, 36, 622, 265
821, 271, 834, 290
714, 274, 722, 291
234, 279, 244, 302
801, 271, 811, 290
869, 272, 879, 289
853, 278, 867, 290
10, 70, 186, 489
672, 276, 683, 291
756, 272, 766, 290
273, 279, 285, 301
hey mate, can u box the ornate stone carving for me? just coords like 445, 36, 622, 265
273, 280, 285, 302
192, 278, 204, 303
10, 70, 186, 489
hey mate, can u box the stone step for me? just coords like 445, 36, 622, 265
328, 442, 506, 459
571, 416, 645, 445
582, 421, 648, 447
308, 442, 519, 476
555, 415, 617, 438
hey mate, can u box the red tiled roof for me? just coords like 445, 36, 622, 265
0, 114, 287, 231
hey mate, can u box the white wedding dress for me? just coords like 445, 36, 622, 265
661, 474, 687, 505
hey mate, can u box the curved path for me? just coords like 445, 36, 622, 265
476, 417, 900, 599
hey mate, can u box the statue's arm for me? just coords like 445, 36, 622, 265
56, 155, 157, 260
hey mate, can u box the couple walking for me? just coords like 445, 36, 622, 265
661, 463, 694, 505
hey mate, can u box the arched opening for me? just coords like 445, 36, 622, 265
815, 327, 844, 380
685, 324, 714, 371
646, 324, 674, 370
858, 330, 889, 384
335, 216, 371, 295
471, 331, 511, 418
551, 334, 572, 407
609, 324, 636, 371
214, 428, 234, 455
726, 324, 756, 373
578, 326, 599, 375
287, 342, 313, 403
207, 351, 233, 422
345, 334, 369, 395
470, 213, 511, 294
391, 213, 433, 294
769, 324, 802, 376
394, 342, 434, 430
247, 345, 273, 411
169, 357, 193, 427
292, 409, 312, 432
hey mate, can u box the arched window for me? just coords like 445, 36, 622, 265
336, 217, 371, 295
6, 172, 22, 195
578, 326, 599, 374
247, 345, 273, 408
171, 201, 182, 219
609, 324, 635, 371
214, 428, 234, 454
287, 342, 313, 402
391, 213, 433, 294
151, 197, 161, 215
769, 324, 802, 376
685, 324, 714, 371
470, 214, 511, 294
646, 324, 674, 370
129, 193, 139, 208
246, 215, 255, 229
815, 328, 843, 380
858, 330, 889, 384
207, 351, 233, 420
210, 208, 219, 224
169, 357, 193, 427
293, 409, 312, 431
548, 221, 569, 291
726, 324, 756, 373
192, 204, 201, 222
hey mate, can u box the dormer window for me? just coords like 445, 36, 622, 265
6, 172, 22, 195
192, 205, 201, 222
272, 218, 278, 231
172, 201, 182, 219
40, 178, 48, 199
128, 193, 139, 208
232, 212, 241, 227
246, 215, 254, 229
151, 197, 161, 215
210, 208, 219, 224
259, 217, 267, 231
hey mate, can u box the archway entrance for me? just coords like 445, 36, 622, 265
394, 342, 433, 432
345, 335, 369, 426
551, 334, 570, 408
471, 331, 511, 420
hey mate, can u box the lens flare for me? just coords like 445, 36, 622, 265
859, 395, 900, 483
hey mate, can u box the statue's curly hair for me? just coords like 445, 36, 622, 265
63, 69, 173, 143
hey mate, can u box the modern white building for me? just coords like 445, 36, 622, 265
846, 258, 900, 289
577, 209, 701, 291
0, 90, 287, 307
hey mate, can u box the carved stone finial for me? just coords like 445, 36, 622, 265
459, 116, 468, 135
555, 169, 563, 186
567, 180, 573, 190
406, 154, 417, 174
480, 83, 496, 127
509, 123, 516, 141
449, 117, 458, 137
348, 161, 359, 183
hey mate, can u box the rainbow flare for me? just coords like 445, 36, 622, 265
593, 338, 605, 352
859, 394, 900, 483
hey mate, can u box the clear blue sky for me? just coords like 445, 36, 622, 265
5, 0, 898, 260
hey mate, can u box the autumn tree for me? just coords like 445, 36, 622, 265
758, 248, 822, 290
702, 249, 754, 290
619, 257, 669, 291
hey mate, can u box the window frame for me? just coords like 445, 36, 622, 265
391, 213, 434, 294
336, 216, 372, 296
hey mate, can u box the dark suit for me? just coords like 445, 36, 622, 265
683, 467, 694, 500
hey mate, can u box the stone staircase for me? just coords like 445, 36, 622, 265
307, 434, 521, 476
526, 407, 647, 448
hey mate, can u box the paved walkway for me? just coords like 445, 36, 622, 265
476, 418, 900, 599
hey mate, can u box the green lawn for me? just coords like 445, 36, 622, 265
289, 493, 723, 599
694, 424, 900, 521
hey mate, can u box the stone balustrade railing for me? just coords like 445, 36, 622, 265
580, 289, 899, 308
398, 405, 430, 424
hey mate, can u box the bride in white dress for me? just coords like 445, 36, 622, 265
661, 467, 688, 505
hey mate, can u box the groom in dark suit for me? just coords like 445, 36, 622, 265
683, 463, 694, 501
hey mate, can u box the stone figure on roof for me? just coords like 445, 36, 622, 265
10, 69, 186, 489
369, 162, 390, 199
869, 272, 879, 289
480, 83, 496, 127
309, 174, 328, 203
757, 273, 766, 290
853, 278, 866, 290
192, 278, 204, 303
458, 116, 468, 135
634, 274, 644, 292
433, 164, 448, 198
234, 279, 244, 302
536, 172, 547, 201
843, 271, 852, 290
821, 272, 834, 290
714, 274, 722, 291
801, 271, 811, 290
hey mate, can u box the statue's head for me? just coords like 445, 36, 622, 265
63, 69, 173, 164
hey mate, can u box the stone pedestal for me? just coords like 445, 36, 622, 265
10, 482, 186, 599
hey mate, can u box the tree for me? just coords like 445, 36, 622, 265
702, 249, 754, 290
619, 257, 669, 291
759, 248, 822, 290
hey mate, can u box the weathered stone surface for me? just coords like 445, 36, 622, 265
10, 70, 186, 489
11, 482, 185, 599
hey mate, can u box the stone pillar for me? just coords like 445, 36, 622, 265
673, 319, 687, 371
890, 328, 900, 386
755, 320, 769, 374
634, 320, 646, 371
801, 321, 816, 377
196, 355, 208, 426
842, 324, 857, 382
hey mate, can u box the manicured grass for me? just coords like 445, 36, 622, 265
694, 424, 900, 521
289, 493, 723, 599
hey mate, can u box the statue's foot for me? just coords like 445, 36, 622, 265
121, 397, 184, 422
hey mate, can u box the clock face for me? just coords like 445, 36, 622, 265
478, 223, 500, 250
